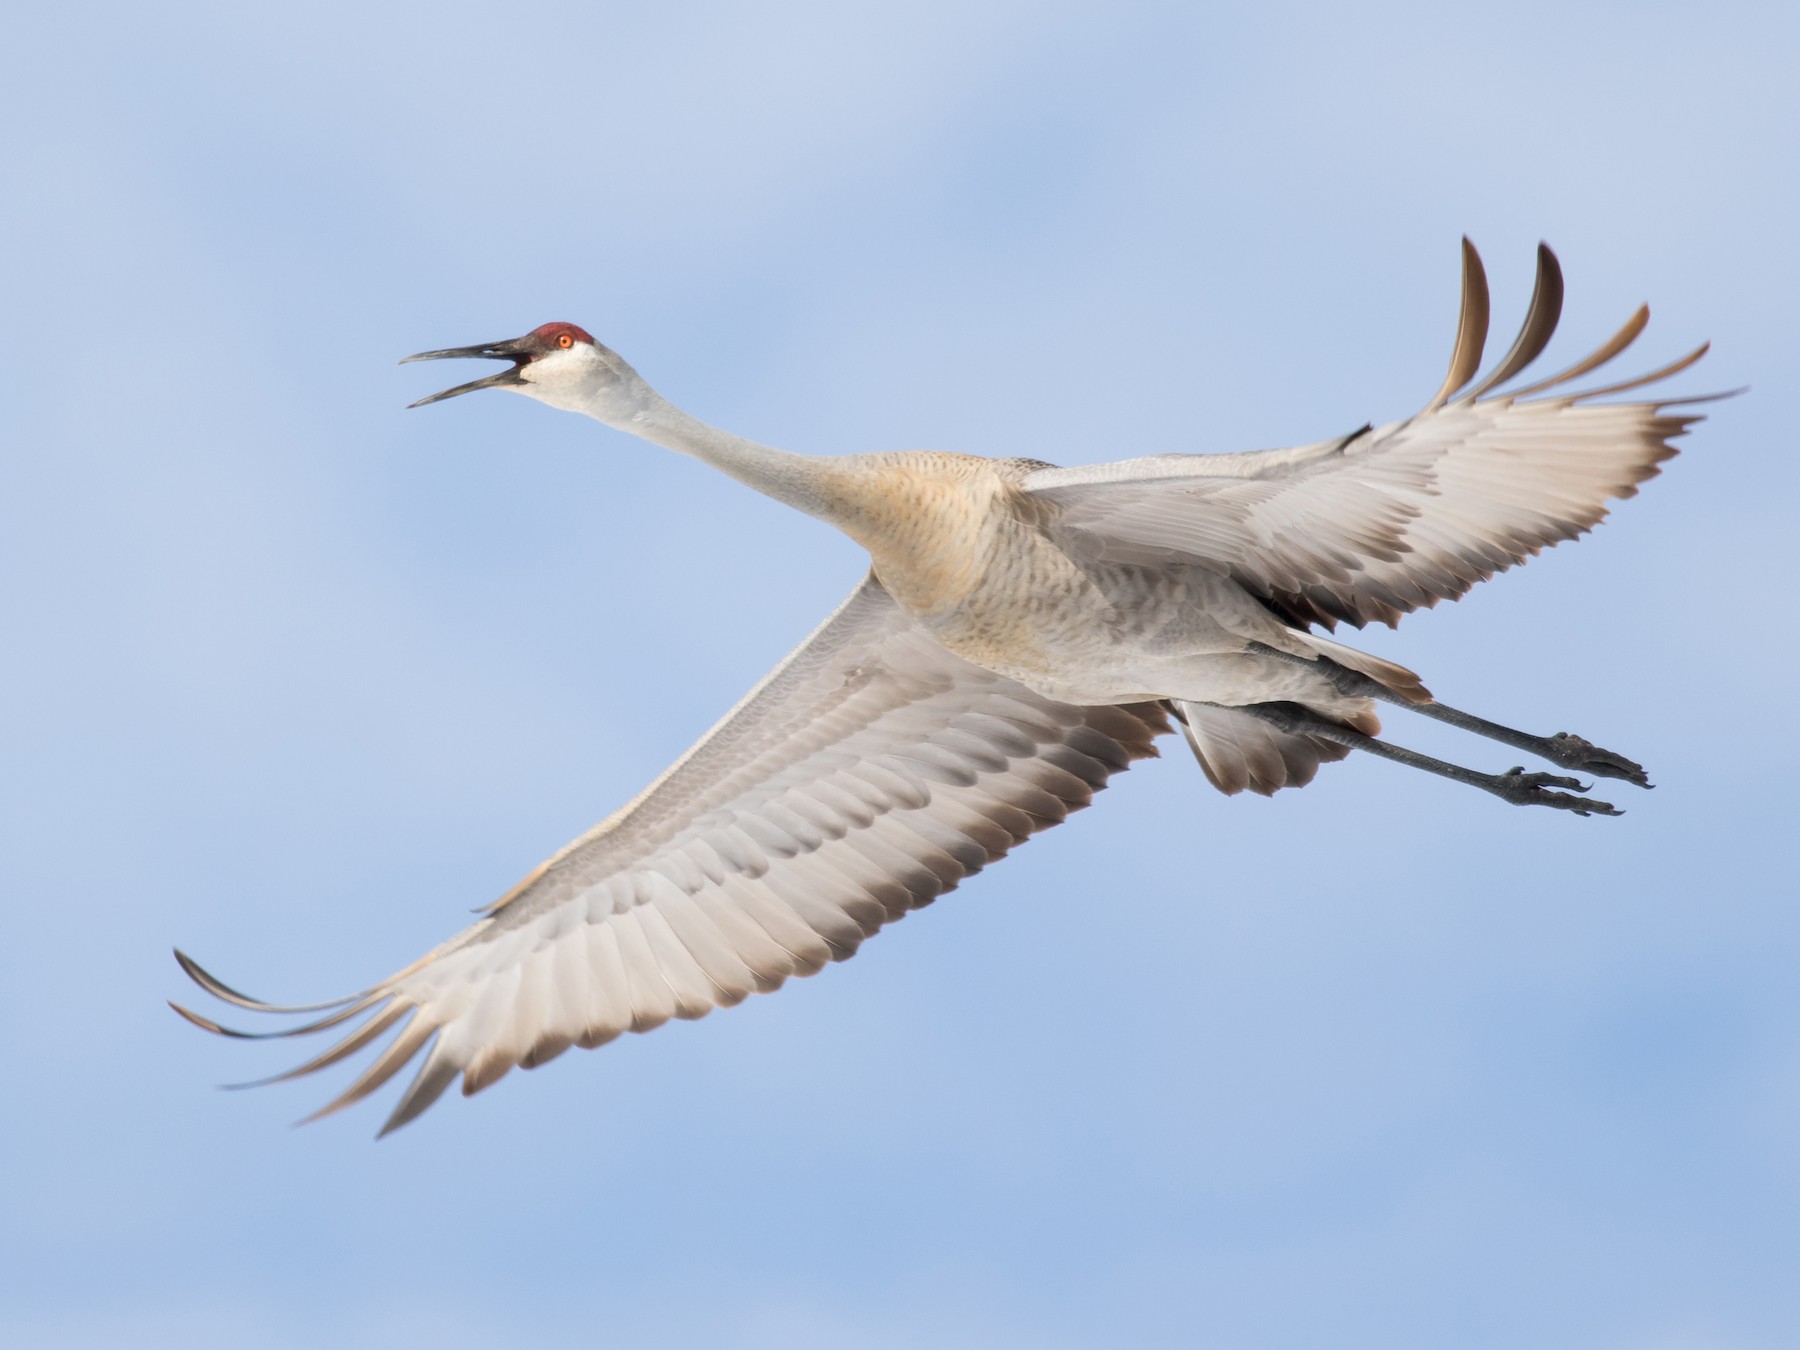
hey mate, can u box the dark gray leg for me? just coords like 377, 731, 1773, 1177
1230, 700, 1623, 816
1244, 643, 1651, 787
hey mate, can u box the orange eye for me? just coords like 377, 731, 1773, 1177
557, 333, 573, 349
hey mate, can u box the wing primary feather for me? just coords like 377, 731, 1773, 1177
1459, 241, 1565, 402
1503, 305, 1651, 399
1644, 388, 1745, 408
173, 948, 362, 1014
296, 1016, 438, 1127
1569, 341, 1711, 401
1425, 237, 1491, 410
168, 1001, 240, 1037
222, 1002, 409, 1088
378, 1047, 465, 1138
168, 994, 380, 1041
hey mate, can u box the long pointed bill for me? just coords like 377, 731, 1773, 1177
401, 338, 531, 408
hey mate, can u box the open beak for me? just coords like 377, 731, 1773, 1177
401, 336, 533, 407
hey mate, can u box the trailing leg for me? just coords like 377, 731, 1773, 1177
1228, 700, 1624, 816
1246, 642, 1651, 787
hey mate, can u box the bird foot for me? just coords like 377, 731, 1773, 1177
1541, 732, 1651, 788
1489, 766, 1622, 816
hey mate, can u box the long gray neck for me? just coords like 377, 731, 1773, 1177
540, 350, 853, 526
624, 391, 850, 523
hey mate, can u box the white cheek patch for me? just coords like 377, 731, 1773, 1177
510, 342, 650, 422
518, 349, 585, 395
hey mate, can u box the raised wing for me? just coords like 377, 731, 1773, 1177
1023, 241, 1715, 629
174, 576, 1169, 1134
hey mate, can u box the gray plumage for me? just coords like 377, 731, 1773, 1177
174, 240, 1716, 1133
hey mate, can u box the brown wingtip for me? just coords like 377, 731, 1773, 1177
174, 947, 271, 1009
1426, 238, 1491, 410
214, 1004, 412, 1096
1504, 304, 1653, 401
173, 947, 361, 1015
293, 1016, 438, 1131
1459, 241, 1566, 403
1570, 340, 1712, 401
169, 1000, 237, 1037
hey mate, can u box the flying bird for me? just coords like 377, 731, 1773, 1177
174, 240, 1715, 1134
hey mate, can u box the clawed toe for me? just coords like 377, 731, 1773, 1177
1546, 732, 1651, 788
1233, 694, 1641, 816
1503, 766, 1586, 791
1492, 766, 1621, 816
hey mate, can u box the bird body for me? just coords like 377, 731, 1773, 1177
175, 241, 1717, 1133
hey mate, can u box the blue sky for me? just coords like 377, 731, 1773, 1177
3, 2, 1797, 1346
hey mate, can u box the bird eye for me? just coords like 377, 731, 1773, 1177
557, 333, 573, 349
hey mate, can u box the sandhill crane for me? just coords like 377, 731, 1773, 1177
174, 241, 1715, 1134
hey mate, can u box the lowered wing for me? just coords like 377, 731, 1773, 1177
174, 575, 1169, 1134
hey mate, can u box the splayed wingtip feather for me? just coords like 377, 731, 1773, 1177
223, 1003, 411, 1091
1458, 242, 1565, 403
173, 948, 362, 1015
1569, 341, 1711, 402
1426, 237, 1491, 410
1502, 305, 1652, 400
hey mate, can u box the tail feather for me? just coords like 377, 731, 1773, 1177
1173, 701, 1353, 797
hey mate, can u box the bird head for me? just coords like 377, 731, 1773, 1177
403, 322, 644, 418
